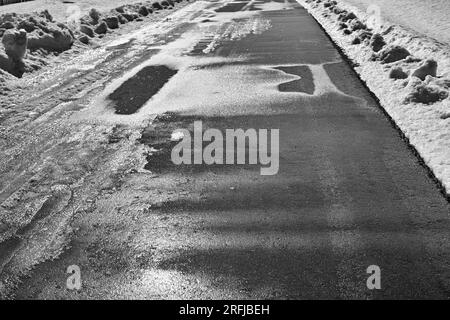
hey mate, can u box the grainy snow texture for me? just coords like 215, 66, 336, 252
343, 0, 450, 46
297, 0, 450, 196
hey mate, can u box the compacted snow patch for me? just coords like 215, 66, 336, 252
298, 0, 450, 196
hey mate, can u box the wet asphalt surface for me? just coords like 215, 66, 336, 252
5, 0, 450, 299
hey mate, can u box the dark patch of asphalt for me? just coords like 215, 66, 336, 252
109, 65, 178, 115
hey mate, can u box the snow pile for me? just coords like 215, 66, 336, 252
0, 0, 188, 83
372, 45, 410, 64
411, 59, 437, 81
405, 77, 448, 105
2, 28, 27, 60
388, 67, 408, 80
298, 0, 450, 197
0, 11, 73, 51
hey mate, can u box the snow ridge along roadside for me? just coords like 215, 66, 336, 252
0, 0, 197, 299
0, 0, 189, 84
297, 0, 450, 199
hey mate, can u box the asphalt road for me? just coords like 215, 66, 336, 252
2, 0, 449, 299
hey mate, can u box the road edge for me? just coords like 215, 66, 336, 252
297, 0, 450, 202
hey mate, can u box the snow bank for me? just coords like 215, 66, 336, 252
0, 0, 190, 84
341, 0, 450, 46
298, 0, 450, 197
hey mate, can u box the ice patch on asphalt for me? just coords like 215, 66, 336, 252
145, 61, 368, 117
73, 0, 367, 124
74, 52, 365, 125
76, 55, 365, 125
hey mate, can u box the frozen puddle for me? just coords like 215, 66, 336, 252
108, 65, 178, 115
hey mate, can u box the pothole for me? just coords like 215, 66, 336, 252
274, 66, 315, 95
108, 65, 178, 115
